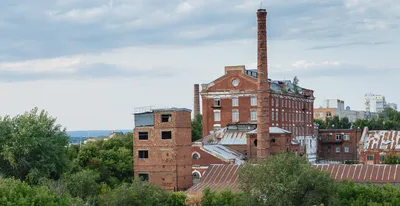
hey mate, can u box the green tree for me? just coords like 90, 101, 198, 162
239, 152, 336, 206
293, 76, 300, 94
98, 180, 169, 206
314, 119, 326, 129
0, 178, 84, 206
0, 107, 70, 183
192, 114, 203, 142
383, 154, 400, 164
166, 192, 187, 206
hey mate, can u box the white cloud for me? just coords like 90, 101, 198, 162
48, 6, 110, 23
176, 2, 194, 13
360, 20, 389, 30
292, 60, 342, 69
0, 57, 82, 73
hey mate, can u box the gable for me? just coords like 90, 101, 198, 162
206, 72, 257, 92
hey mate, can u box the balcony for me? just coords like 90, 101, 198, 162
320, 139, 344, 144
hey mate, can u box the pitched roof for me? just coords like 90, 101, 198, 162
197, 126, 291, 145
186, 164, 400, 194
201, 145, 244, 164
186, 164, 242, 194
360, 130, 400, 151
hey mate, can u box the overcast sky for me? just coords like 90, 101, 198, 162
0, 0, 398, 130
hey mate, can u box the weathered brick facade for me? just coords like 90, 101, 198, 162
246, 132, 298, 160
133, 108, 192, 191
317, 129, 362, 162
358, 128, 400, 164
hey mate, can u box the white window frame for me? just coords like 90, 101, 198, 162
232, 109, 239, 122
250, 110, 257, 121
250, 96, 257, 106
214, 110, 221, 122
344, 134, 350, 141
232, 96, 239, 107
214, 97, 221, 107
336, 147, 341, 153
344, 147, 349, 153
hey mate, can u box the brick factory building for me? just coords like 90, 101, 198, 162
317, 128, 362, 163
198, 10, 315, 142
133, 107, 192, 191
359, 127, 400, 164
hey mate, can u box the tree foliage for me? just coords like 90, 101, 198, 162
383, 154, 400, 164
353, 108, 400, 130
0, 107, 69, 183
315, 116, 352, 129
0, 178, 83, 206
337, 181, 400, 205
239, 152, 336, 206
192, 114, 203, 142
293, 76, 299, 94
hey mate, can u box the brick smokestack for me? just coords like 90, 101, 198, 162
193, 84, 200, 117
256, 8, 270, 159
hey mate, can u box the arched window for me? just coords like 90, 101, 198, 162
192, 152, 200, 160
192, 171, 201, 185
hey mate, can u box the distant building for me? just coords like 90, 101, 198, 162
314, 99, 377, 122
358, 127, 400, 164
317, 128, 362, 163
364, 93, 386, 113
294, 135, 317, 163
387, 103, 398, 110
133, 107, 192, 191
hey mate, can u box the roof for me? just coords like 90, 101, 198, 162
360, 130, 400, 151
203, 67, 312, 95
197, 126, 291, 145
152, 107, 192, 112
248, 127, 291, 134
186, 164, 400, 194
201, 145, 244, 164
186, 164, 242, 194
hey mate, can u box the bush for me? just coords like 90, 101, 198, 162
0, 178, 84, 206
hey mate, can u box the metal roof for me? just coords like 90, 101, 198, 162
202, 145, 244, 164
198, 126, 291, 145
186, 164, 400, 194
360, 130, 400, 151
152, 107, 192, 112
186, 164, 242, 194
247, 127, 291, 134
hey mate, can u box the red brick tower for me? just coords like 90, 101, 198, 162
256, 8, 270, 159
194, 84, 200, 117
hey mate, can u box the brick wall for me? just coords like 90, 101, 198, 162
317, 129, 362, 162
133, 110, 192, 191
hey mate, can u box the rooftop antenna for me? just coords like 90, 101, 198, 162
260, 2, 263, 9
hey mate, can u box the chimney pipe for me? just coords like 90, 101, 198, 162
256, 8, 270, 159
194, 84, 200, 117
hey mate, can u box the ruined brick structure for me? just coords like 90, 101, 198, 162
133, 108, 192, 191
358, 127, 400, 164
317, 128, 362, 163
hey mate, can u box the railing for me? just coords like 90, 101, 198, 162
133, 106, 154, 114
320, 139, 344, 144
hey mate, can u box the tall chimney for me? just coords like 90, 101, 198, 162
256, 8, 270, 159
194, 84, 200, 117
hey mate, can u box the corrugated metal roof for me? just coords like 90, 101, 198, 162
186, 164, 400, 194
186, 164, 242, 194
199, 126, 291, 145
202, 145, 244, 164
361, 130, 400, 151
248, 127, 291, 134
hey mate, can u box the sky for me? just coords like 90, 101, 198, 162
0, 0, 399, 130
